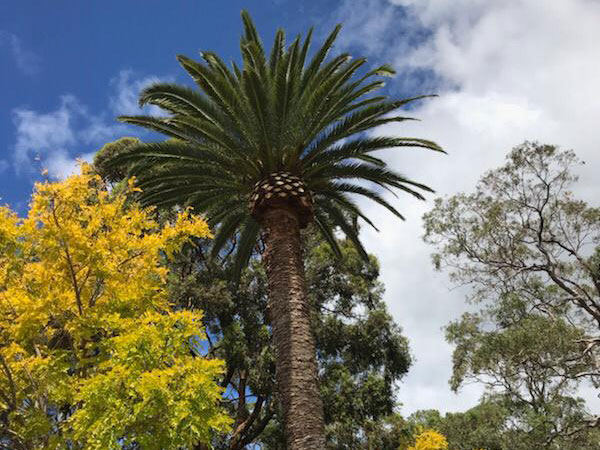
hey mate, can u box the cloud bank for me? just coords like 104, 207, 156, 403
331, 0, 600, 414
0, 31, 40, 76
13, 95, 122, 179
11, 70, 169, 179
109, 70, 171, 117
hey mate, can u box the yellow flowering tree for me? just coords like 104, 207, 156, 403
407, 429, 449, 450
406, 429, 485, 450
0, 165, 230, 450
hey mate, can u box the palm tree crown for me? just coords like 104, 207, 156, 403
111, 11, 443, 273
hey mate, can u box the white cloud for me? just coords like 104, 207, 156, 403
109, 70, 170, 116
12, 95, 124, 179
45, 150, 96, 180
11, 70, 169, 179
331, 0, 401, 55
13, 95, 78, 174
330, 0, 600, 415
0, 31, 40, 75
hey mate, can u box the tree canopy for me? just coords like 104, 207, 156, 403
0, 166, 230, 450
163, 230, 412, 449
423, 142, 600, 447
107, 11, 444, 277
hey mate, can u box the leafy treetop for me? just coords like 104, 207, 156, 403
0, 165, 230, 450
423, 142, 600, 445
406, 428, 485, 450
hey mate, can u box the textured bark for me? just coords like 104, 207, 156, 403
261, 207, 327, 450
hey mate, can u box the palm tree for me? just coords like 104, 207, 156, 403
109, 11, 443, 450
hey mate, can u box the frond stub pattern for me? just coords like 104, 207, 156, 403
249, 172, 313, 228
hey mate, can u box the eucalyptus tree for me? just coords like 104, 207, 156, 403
108, 11, 442, 449
424, 142, 600, 444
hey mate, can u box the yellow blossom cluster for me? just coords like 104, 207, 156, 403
0, 165, 229, 450
407, 429, 449, 450
407, 429, 485, 450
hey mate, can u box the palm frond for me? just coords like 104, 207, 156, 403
100, 12, 443, 269
318, 199, 368, 260
230, 217, 261, 280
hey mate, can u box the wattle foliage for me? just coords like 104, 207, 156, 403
0, 166, 230, 450
406, 429, 485, 450
407, 429, 449, 450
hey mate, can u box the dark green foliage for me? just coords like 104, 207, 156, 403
92, 137, 141, 183
435, 402, 507, 450
307, 237, 411, 449
166, 234, 411, 449
107, 11, 443, 276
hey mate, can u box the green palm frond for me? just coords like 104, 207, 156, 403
106, 10, 443, 273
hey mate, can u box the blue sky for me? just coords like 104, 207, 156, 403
1, 0, 381, 211
2, 0, 599, 415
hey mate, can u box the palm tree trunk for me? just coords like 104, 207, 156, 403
261, 207, 327, 450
